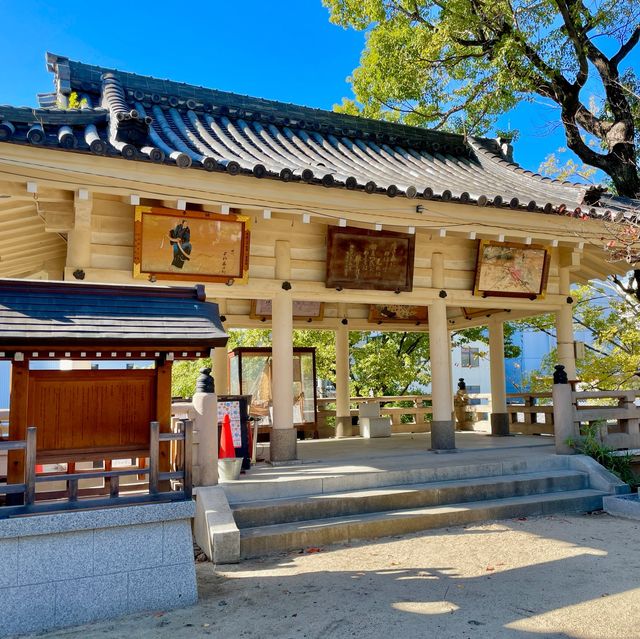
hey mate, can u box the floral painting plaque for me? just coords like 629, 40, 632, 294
133, 206, 250, 283
326, 226, 415, 292
473, 240, 550, 298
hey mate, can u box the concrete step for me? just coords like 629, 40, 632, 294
239, 489, 607, 558
223, 456, 571, 504
233, 470, 588, 529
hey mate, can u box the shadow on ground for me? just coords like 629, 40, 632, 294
39, 513, 640, 639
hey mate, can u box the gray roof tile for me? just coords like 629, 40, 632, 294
0, 53, 636, 218
0, 280, 227, 350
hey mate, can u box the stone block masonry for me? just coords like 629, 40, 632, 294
0, 501, 197, 637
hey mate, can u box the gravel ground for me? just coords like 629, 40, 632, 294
38, 513, 640, 639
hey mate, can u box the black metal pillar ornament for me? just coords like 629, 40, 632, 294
195, 367, 215, 393
553, 364, 568, 384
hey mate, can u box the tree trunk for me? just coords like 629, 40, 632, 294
607, 153, 640, 199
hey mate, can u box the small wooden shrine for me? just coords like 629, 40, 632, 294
0, 279, 227, 505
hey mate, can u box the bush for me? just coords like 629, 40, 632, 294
567, 422, 638, 489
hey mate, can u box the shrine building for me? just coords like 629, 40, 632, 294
0, 52, 636, 463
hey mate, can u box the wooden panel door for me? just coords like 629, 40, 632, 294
27, 369, 156, 460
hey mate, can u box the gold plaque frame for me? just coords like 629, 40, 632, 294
133, 206, 250, 283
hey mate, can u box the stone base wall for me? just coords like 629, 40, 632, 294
0, 501, 197, 637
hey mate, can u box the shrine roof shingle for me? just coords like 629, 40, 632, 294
0, 52, 633, 218
0, 279, 228, 349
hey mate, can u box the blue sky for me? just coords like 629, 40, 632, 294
0, 1, 635, 178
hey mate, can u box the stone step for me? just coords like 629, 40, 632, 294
233, 470, 588, 528
223, 456, 570, 504
239, 489, 607, 559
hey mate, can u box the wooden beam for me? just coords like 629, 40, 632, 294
0, 179, 72, 203
38, 201, 75, 233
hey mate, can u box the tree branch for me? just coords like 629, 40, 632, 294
611, 26, 640, 66
552, 0, 589, 88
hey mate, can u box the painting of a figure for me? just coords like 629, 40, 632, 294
167, 220, 192, 269
134, 206, 250, 283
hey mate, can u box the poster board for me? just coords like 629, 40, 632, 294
217, 395, 251, 470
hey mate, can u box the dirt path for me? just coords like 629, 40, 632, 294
39, 513, 640, 639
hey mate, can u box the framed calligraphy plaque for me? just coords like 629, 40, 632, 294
133, 206, 251, 283
325, 226, 415, 292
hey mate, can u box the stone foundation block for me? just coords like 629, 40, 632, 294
270, 428, 298, 462
490, 413, 510, 436
0, 501, 196, 638
359, 416, 392, 438
430, 419, 456, 450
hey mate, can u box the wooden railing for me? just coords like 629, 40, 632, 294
0, 427, 36, 507
0, 420, 193, 519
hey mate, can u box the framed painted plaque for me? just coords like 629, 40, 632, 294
473, 240, 550, 299
326, 226, 415, 292
250, 300, 324, 321
133, 206, 251, 283
368, 304, 428, 324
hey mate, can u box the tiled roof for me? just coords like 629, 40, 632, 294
0, 279, 228, 348
0, 52, 633, 217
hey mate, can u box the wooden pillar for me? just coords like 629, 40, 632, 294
270, 240, 297, 462
335, 321, 351, 437
489, 318, 509, 436
7, 359, 29, 502
429, 299, 455, 450
271, 292, 297, 461
156, 358, 173, 489
212, 347, 229, 395
429, 252, 454, 450
212, 300, 229, 394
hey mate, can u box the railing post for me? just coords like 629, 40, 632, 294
24, 426, 37, 506
552, 365, 576, 454
530, 396, 539, 424
149, 421, 159, 495
183, 418, 193, 499
68, 478, 79, 502
110, 475, 120, 498
523, 396, 533, 425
